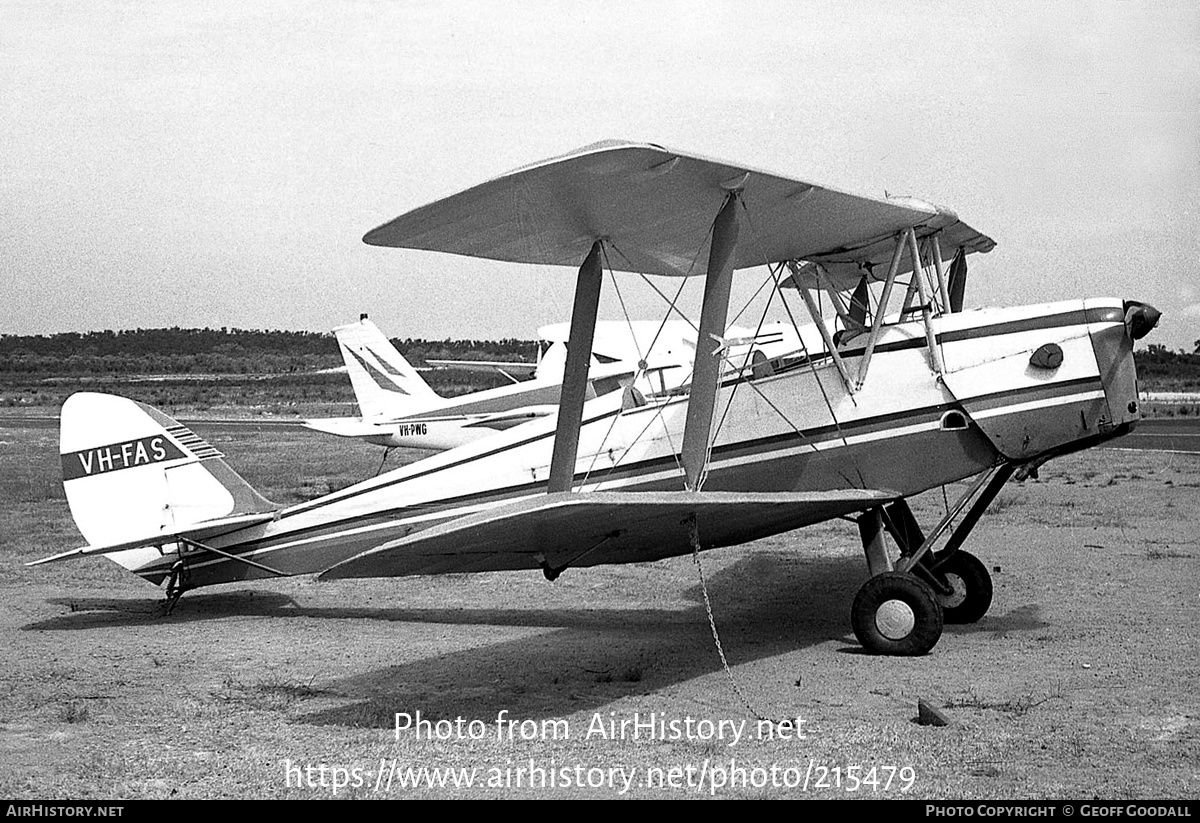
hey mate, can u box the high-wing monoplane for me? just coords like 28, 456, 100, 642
36, 140, 1159, 656
305, 315, 801, 451
536, 319, 806, 396
300, 315, 605, 451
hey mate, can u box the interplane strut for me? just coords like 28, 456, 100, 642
547, 240, 604, 493
681, 194, 741, 491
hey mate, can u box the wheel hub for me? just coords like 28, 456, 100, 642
875, 599, 916, 640
940, 573, 968, 609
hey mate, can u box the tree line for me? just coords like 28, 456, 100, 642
1134, 344, 1200, 389
1, 327, 1195, 386
0, 328, 537, 374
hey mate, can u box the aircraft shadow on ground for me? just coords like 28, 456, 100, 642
25, 553, 1050, 727
35, 591, 308, 627
945, 602, 1050, 635
293, 554, 867, 728
29, 551, 861, 633
24, 554, 857, 722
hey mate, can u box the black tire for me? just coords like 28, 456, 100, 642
931, 551, 993, 624
851, 572, 944, 656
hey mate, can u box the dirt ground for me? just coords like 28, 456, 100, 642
1, 421, 1196, 799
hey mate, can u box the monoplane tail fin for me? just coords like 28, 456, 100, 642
333, 317, 440, 418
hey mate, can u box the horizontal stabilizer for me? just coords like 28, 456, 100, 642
319, 488, 896, 580
300, 417, 388, 438
28, 511, 277, 566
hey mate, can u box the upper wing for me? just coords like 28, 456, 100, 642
364, 140, 994, 278
319, 489, 896, 579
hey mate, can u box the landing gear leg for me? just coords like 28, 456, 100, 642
851, 465, 1013, 652
884, 464, 1012, 624
164, 558, 191, 616
882, 499, 995, 622
375, 447, 394, 477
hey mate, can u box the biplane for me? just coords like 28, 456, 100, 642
36, 140, 1159, 656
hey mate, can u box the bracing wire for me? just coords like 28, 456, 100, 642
566, 196, 817, 727
579, 247, 655, 486
728, 274, 774, 328
596, 208, 733, 488
601, 244, 646, 366
606, 238, 696, 366
773, 269, 868, 487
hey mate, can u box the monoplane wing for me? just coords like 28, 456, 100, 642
457, 406, 557, 430
319, 489, 896, 579
425, 359, 539, 380
364, 140, 993, 278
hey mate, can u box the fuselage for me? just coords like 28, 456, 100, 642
133, 297, 1142, 588
304, 374, 570, 451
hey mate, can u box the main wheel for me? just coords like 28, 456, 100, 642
852, 572, 944, 656
930, 551, 992, 624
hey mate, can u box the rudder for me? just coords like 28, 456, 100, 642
60, 393, 275, 570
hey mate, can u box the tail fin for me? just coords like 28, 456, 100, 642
534, 341, 567, 382
333, 318, 439, 418
58, 393, 275, 571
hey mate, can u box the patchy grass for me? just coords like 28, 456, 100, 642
213, 673, 341, 712
58, 701, 90, 724
944, 685, 1066, 717
2, 423, 1197, 799
1145, 546, 1193, 560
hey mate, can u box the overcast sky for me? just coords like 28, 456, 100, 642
3, 1, 1197, 350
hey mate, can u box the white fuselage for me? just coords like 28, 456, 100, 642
135, 298, 1140, 587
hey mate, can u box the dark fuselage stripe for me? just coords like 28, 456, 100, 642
194, 373, 1103, 565
785, 308, 1115, 370
286, 305, 1112, 520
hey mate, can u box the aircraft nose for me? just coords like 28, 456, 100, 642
1123, 301, 1161, 340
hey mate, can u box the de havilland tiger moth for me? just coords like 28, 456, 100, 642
35, 140, 1159, 656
